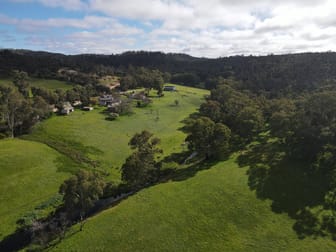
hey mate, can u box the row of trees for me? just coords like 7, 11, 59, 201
19, 130, 163, 249
59, 130, 162, 224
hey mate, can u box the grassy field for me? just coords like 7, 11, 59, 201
0, 139, 78, 240
29, 78, 73, 90
2, 83, 334, 251
51, 156, 336, 251
0, 84, 207, 242
98, 75, 120, 85
0, 77, 73, 90
25, 85, 208, 181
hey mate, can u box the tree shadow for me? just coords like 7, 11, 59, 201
237, 140, 329, 238
0, 228, 31, 252
41, 138, 104, 171
159, 151, 219, 183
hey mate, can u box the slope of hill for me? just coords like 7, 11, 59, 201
24, 85, 208, 180
51, 156, 336, 251
0, 139, 78, 240
0, 77, 73, 90
3, 49, 336, 94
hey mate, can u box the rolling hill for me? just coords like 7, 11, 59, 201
51, 156, 336, 251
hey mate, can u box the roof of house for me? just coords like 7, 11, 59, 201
63, 102, 74, 109
163, 85, 176, 90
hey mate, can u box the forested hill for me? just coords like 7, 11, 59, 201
1, 49, 336, 94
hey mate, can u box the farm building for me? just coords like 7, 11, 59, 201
99, 95, 121, 106
82, 106, 94, 111
49, 105, 58, 113
61, 102, 74, 115
163, 85, 177, 91
72, 100, 82, 107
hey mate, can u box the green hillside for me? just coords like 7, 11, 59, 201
25, 85, 208, 180
52, 156, 336, 251
2, 83, 334, 251
0, 77, 73, 90
0, 139, 78, 240
0, 84, 208, 241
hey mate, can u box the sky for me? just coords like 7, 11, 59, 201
1, 0, 336, 58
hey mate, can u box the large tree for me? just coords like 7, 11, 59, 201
0, 87, 27, 137
185, 116, 231, 160
13, 70, 30, 97
59, 169, 105, 228
121, 131, 162, 189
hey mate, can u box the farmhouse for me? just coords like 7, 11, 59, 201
99, 95, 121, 106
163, 85, 177, 91
129, 91, 147, 100
82, 106, 94, 111
72, 100, 82, 107
49, 104, 58, 113
61, 102, 74, 115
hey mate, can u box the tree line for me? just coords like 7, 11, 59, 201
3, 50, 336, 95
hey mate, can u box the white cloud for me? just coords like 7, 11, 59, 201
0, 14, 127, 31
5, 0, 336, 57
10, 0, 87, 10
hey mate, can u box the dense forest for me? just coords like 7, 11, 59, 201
2, 49, 336, 95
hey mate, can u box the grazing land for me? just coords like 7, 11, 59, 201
0, 139, 78, 240
24, 85, 208, 180
1, 80, 335, 251
0, 84, 207, 240
0, 77, 73, 90
51, 156, 336, 252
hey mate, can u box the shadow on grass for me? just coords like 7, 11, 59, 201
32, 136, 104, 171
237, 140, 329, 238
0, 228, 31, 252
159, 151, 219, 183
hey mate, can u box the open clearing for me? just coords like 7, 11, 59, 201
0, 77, 73, 90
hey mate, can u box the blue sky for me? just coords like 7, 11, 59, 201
1, 0, 336, 57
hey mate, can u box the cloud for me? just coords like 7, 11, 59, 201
10, 0, 87, 10
5, 0, 336, 57
0, 14, 122, 31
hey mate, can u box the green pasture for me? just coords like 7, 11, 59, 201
52, 156, 336, 251
25, 85, 208, 181
2, 82, 332, 251
0, 139, 78, 240
0, 77, 73, 90
98, 75, 120, 85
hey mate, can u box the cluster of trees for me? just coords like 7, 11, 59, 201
184, 117, 231, 160
183, 80, 265, 161
200, 82, 264, 141
262, 90, 336, 234
121, 130, 162, 189
0, 73, 51, 137
57, 69, 98, 86
20, 130, 163, 249
59, 131, 161, 228
120, 67, 168, 95
0, 71, 107, 137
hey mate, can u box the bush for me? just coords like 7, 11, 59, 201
106, 112, 119, 120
